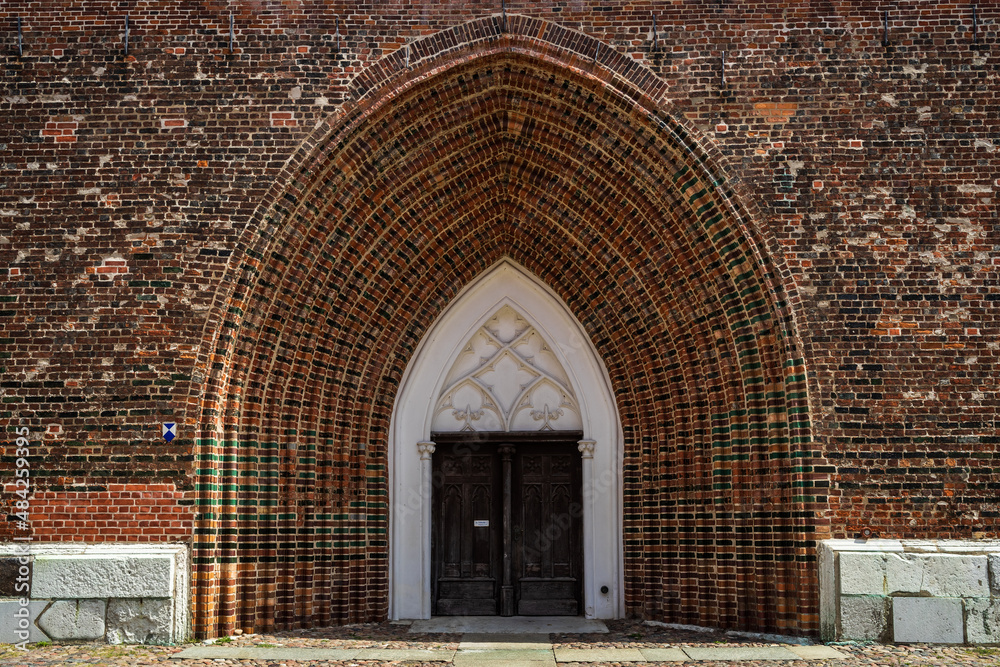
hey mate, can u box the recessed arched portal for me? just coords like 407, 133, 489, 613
191, 15, 815, 640
390, 259, 623, 620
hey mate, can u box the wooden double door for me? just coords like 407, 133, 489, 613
431, 436, 583, 616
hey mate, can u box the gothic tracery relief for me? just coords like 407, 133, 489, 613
432, 305, 582, 432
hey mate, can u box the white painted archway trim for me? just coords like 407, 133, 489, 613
389, 259, 624, 620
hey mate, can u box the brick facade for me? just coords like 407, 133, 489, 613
2, 0, 998, 640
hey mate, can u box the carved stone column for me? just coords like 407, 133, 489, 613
498, 444, 516, 616
416, 441, 436, 617
578, 439, 597, 617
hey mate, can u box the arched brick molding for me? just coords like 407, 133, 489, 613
190, 16, 819, 639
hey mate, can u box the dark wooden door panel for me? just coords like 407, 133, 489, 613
438, 579, 495, 598
432, 445, 500, 615
514, 445, 582, 616
517, 578, 579, 615
432, 438, 582, 617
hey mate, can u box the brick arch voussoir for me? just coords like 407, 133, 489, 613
191, 16, 805, 433
189, 16, 817, 637
494, 144, 794, 520
201, 32, 796, 428
254, 192, 665, 485
239, 111, 724, 454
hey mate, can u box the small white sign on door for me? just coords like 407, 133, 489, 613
473, 520, 489, 527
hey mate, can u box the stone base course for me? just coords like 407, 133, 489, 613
32, 555, 174, 600
0, 544, 188, 645
966, 599, 1000, 644
0, 601, 50, 643
991, 555, 1000, 595
893, 597, 964, 644
106, 599, 173, 645
838, 596, 889, 642
822, 539, 1000, 644
37, 600, 106, 641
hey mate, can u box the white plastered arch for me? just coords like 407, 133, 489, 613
389, 259, 624, 619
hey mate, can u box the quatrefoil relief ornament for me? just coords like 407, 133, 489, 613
432, 305, 582, 432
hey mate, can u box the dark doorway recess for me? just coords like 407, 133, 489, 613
430, 432, 584, 616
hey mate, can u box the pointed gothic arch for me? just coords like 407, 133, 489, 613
390, 259, 623, 619
189, 14, 817, 638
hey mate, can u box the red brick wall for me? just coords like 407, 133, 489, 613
2, 0, 998, 638
4, 484, 190, 540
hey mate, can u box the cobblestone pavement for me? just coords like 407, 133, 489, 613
1, 620, 999, 666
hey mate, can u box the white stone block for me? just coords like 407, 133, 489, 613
32, 555, 173, 599
840, 552, 886, 594
823, 538, 903, 553
893, 597, 963, 644
0, 600, 50, 643
935, 540, 1000, 554
920, 554, 988, 597
840, 596, 888, 641
966, 599, 1000, 644
989, 554, 1000, 595
886, 553, 922, 594
37, 599, 106, 640
819, 542, 837, 641
106, 599, 173, 645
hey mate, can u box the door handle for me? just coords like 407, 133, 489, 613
513, 526, 522, 542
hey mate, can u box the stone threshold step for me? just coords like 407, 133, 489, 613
411, 616, 610, 633
172, 644, 848, 661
